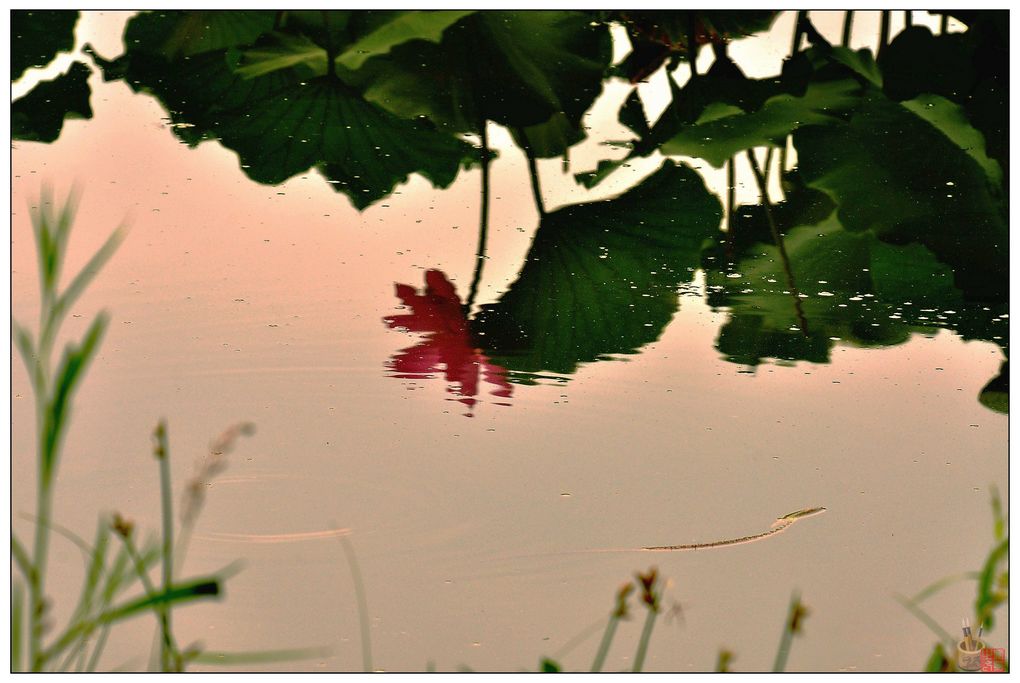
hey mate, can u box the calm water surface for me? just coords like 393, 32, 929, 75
11, 10, 1007, 672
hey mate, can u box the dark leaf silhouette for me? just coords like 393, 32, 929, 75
12, 10, 78, 80
12, 61, 93, 143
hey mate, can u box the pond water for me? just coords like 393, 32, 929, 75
10, 10, 1008, 672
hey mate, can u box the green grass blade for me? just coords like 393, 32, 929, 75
894, 594, 955, 648
11, 318, 42, 393
631, 608, 658, 672
41, 312, 108, 481
44, 576, 224, 663
52, 186, 80, 262
990, 485, 1005, 541
192, 647, 334, 666
590, 616, 619, 672
84, 625, 111, 672
67, 517, 113, 631
975, 537, 1008, 631
924, 643, 953, 672
103, 578, 221, 623
773, 591, 806, 672
51, 225, 125, 332
11, 534, 33, 581
12, 581, 25, 672
909, 571, 981, 604
153, 420, 176, 671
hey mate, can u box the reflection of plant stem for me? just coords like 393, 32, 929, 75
322, 11, 336, 78
726, 156, 735, 232
746, 149, 808, 335
687, 14, 699, 77
778, 137, 789, 200
791, 11, 807, 54
939, 13, 948, 34
466, 122, 492, 312
338, 537, 373, 673
878, 11, 890, 56
523, 143, 546, 217
841, 11, 854, 46
904, 10, 912, 27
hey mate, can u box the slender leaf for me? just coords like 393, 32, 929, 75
193, 647, 334, 665
42, 313, 108, 481
975, 537, 1008, 631
51, 225, 126, 332
13, 581, 25, 672
11, 534, 33, 580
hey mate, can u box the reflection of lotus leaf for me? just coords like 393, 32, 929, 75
794, 92, 1007, 303
12, 62, 93, 143
90, 22, 477, 210
12, 10, 78, 80
475, 161, 722, 375
353, 11, 611, 150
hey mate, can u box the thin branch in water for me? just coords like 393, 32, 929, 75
791, 11, 807, 55
466, 122, 492, 312
939, 13, 948, 35
904, 10, 912, 27
523, 142, 546, 218
726, 156, 736, 233
841, 11, 854, 46
746, 148, 809, 335
687, 14, 700, 78
879, 11, 891, 56
338, 536, 373, 673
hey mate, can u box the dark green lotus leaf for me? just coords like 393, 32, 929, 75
354, 11, 611, 148
122, 10, 277, 59
878, 26, 977, 106
578, 52, 815, 185
660, 78, 861, 168
823, 46, 882, 87
337, 10, 475, 70
979, 361, 1008, 414
878, 21, 1007, 180
12, 10, 78, 80
510, 113, 587, 160
900, 94, 1002, 188
473, 161, 722, 375
12, 61, 93, 143
793, 92, 1007, 303
707, 211, 968, 367
90, 21, 476, 210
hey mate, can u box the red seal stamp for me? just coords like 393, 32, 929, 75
980, 648, 1007, 672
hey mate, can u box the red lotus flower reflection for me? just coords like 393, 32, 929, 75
384, 270, 512, 416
